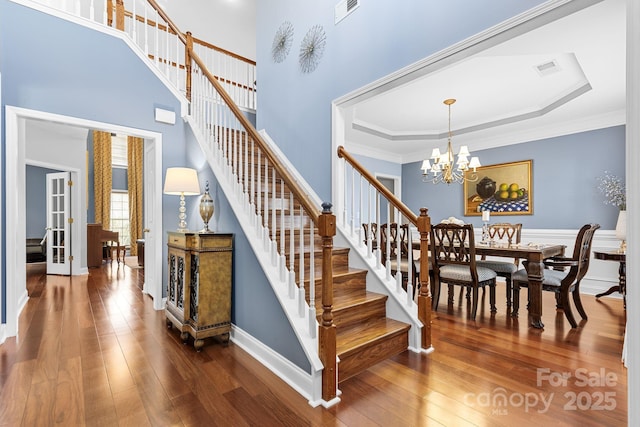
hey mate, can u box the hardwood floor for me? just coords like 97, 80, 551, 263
0, 262, 627, 426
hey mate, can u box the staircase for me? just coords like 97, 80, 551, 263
240, 134, 412, 384
34, 0, 431, 405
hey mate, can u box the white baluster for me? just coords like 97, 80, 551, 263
280, 179, 286, 280
375, 188, 381, 267
271, 168, 277, 266
396, 211, 403, 293
359, 175, 364, 248
143, 5, 148, 55
154, 9, 159, 67
385, 206, 392, 280
256, 150, 262, 231
298, 207, 306, 316
263, 156, 270, 250
308, 219, 316, 338
289, 192, 296, 300
406, 220, 414, 306
131, 0, 136, 42
350, 165, 355, 236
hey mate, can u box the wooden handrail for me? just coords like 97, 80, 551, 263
190, 50, 322, 224
137, 0, 318, 222
337, 145, 418, 226
145, 0, 187, 44
338, 145, 432, 351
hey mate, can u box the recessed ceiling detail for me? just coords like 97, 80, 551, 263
340, 0, 625, 164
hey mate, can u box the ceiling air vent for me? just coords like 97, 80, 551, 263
535, 59, 560, 76
335, 0, 360, 24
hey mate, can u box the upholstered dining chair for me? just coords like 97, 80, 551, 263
430, 223, 497, 320
512, 223, 600, 328
476, 223, 522, 307
362, 222, 378, 250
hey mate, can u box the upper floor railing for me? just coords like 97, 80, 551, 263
33, 0, 256, 110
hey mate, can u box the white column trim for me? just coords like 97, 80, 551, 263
625, 0, 639, 424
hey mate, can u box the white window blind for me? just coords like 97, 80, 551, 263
111, 134, 128, 168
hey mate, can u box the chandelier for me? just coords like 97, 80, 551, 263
421, 99, 481, 184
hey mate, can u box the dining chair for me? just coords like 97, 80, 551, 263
476, 223, 522, 307
362, 222, 378, 251
511, 223, 600, 328
377, 223, 422, 299
430, 223, 497, 320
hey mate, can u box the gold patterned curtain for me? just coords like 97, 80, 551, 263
127, 136, 144, 256
93, 130, 112, 229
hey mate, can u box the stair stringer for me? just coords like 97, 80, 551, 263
186, 117, 326, 406
258, 131, 426, 352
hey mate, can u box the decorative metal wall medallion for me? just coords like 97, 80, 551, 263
299, 25, 326, 73
272, 21, 294, 63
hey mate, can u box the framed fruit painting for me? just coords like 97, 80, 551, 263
463, 160, 533, 216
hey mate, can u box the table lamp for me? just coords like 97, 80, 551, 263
164, 167, 201, 232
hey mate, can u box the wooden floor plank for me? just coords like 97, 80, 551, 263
0, 261, 626, 426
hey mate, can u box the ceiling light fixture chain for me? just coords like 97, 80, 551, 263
421, 98, 481, 184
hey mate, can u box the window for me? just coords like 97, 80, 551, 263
111, 191, 130, 246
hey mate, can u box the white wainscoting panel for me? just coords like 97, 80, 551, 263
481, 228, 623, 298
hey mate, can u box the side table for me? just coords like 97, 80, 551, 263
593, 248, 626, 308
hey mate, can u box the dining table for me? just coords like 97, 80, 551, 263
474, 242, 566, 328
413, 238, 566, 329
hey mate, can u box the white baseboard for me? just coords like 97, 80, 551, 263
230, 325, 323, 406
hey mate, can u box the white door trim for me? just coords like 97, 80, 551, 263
4, 106, 164, 338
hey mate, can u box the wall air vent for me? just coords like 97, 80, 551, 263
335, 0, 360, 24
535, 59, 560, 76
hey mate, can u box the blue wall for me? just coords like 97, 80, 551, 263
2, 0, 309, 371
256, 0, 548, 202
1, 1, 185, 319
185, 128, 310, 372
401, 126, 626, 231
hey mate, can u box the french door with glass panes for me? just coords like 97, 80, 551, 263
46, 172, 71, 275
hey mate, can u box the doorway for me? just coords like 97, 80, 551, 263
376, 174, 401, 224
4, 106, 164, 339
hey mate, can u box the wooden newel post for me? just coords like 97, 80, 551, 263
318, 202, 337, 402
417, 208, 433, 350
115, 0, 125, 31
185, 31, 193, 102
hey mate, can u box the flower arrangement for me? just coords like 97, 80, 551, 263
597, 172, 626, 210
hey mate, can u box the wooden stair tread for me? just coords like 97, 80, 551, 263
306, 266, 366, 281
336, 317, 410, 357
331, 289, 385, 309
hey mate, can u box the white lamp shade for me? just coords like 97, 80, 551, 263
430, 148, 441, 159
468, 157, 481, 168
482, 210, 490, 221
421, 159, 431, 171
458, 145, 470, 157
164, 167, 201, 195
